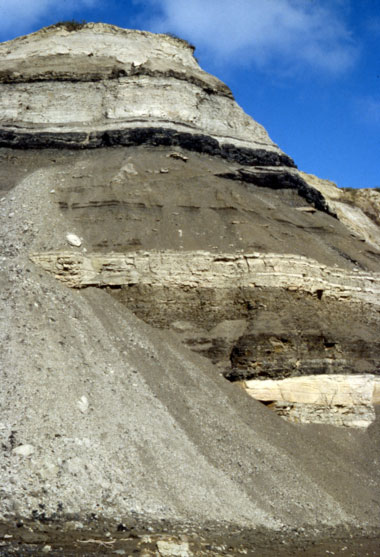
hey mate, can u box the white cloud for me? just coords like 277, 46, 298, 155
356, 96, 380, 126
0, 0, 98, 38
142, 0, 358, 74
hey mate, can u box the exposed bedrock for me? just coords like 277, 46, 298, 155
1, 24, 380, 540
218, 167, 332, 214
244, 374, 380, 428
29, 250, 380, 303
301, 172, 380, 249
0, 24, 281, 154
0, 23, 338, 214
2, 146, 376, 266
2, 258, 380, 531
2, 145, 379, 394
0, 127, 294, 166
30, 250, 380, 384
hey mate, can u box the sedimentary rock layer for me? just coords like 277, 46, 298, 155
0, 24, 281, 156
28, 250, 380, 381
0, 127, 294, 166
2, 23, 380, 543
301, 172, 380, 249
246, 374, 380, 405
218, 167, 331, 214
1, 24, 338, 213
3, 257, 380, 533
244, 374, 380, 428
30, 250, 380, 305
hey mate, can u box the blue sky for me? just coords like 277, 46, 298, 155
0, 0, 379, 188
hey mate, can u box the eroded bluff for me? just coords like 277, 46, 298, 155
16, 142, 379, 427
1, 23, 380, 546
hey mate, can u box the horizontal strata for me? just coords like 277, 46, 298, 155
0, 126, 294, 165
244, 374, 380, 428
0, 25, 284, 156
301, 172, 380, 249
217, 166, 331, 213
0, 75, 270, 148
245, 374, 380, 406
0, 57, 233, 98
0, 24, 334, 214
0, 24, 202, 81
0, 31, 278, 151
30, 251, 380, 305
0, 125, 332, 213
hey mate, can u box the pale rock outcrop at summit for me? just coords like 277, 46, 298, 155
0, 23, 281, 155
0, 23, 332, 216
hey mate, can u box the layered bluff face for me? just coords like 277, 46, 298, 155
1, 23, 379, 550
0, 24, 285, 155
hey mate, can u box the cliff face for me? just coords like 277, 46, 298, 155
0, 23, 332, 213
0, 24, 278, 152
1, 23, 380, 550
301, 172, 380, 250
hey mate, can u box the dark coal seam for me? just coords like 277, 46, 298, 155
0, 126, 296, 168
217, 169, 335, 217
0, 119, 330, 213
0, 124, 331, 213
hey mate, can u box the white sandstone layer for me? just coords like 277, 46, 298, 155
30, 250, 380, 306
245, 374, 379, 406
244, 374, 380, 428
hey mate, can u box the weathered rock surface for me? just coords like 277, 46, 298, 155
244, 374, 380, 428
0, 24, 280, 155
301, 172, 380, 249
29, 249, 380, 381
226, 288, 380, 381
1, 23, 380, 547
1, 256, 380, 531
0, 22, 337, 215
1, 145, 379, 392
29, 250, 380, 304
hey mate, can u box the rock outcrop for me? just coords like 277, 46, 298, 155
301, 172, 380, 249
0, 23, 281, 155
0, 22, 333, 213
27, 250, 380, 383
244, 374, 380, 428
1, 23, 380, 552
29, 250, 380, 303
